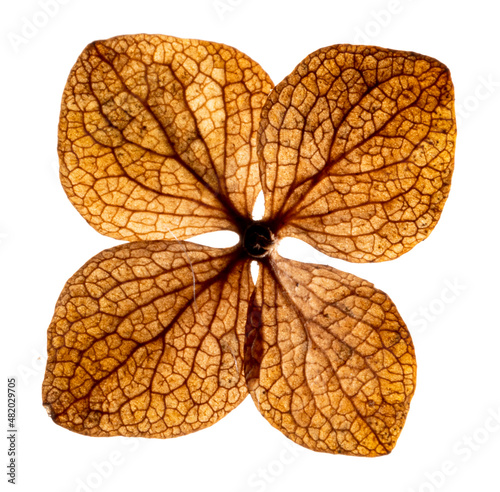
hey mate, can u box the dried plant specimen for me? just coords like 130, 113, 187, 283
43, 35, 456, 456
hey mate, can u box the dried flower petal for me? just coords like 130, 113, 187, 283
42, 241, 251, 437
258, 45, 455, 262
58, 34, 273, 241
44, 38, 456, 456
245, 252, 416, 456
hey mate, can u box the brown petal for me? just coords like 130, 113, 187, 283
245, 252, 416, 456
59, 34, 273, 241
42, 241, 252, 437
258, 44, 455, 262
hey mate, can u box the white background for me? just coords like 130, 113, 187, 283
1, 1, 499, 491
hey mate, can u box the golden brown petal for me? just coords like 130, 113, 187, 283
58, 34, 273, 241
245, 252, 416, 456
42, 241, 252, 437
258, 44, 455, 262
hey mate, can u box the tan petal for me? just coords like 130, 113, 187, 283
245, 252, 416, 456
42, 241, 252, 437
59, 34, 273, 241
258, 44, 455, 262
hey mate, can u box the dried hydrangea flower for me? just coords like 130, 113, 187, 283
43, 34, 456, 456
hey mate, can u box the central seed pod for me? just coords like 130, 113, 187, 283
243, 222, 274, 259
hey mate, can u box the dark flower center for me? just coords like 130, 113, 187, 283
243, 222, 274, 259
